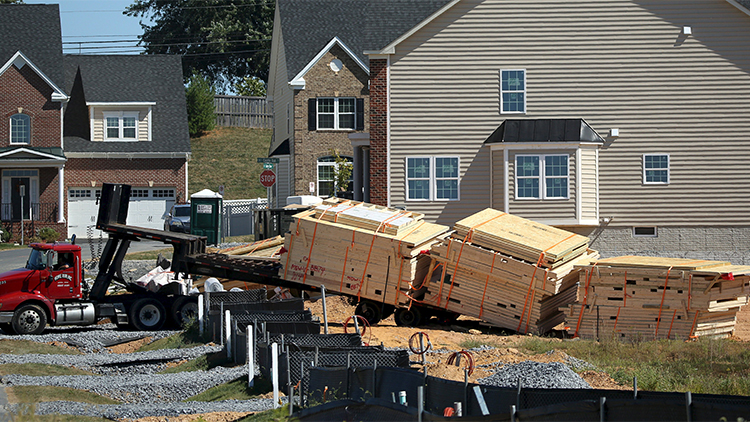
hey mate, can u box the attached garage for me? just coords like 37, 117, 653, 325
67, 187, 175, 239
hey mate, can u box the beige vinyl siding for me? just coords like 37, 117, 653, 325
580, 148, 598, 221
507, 150, 576, 219
491, 149, 505, 211
387, 0, 750, 227
91, 107, 150, 141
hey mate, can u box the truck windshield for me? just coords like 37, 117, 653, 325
26, 249, 46, 271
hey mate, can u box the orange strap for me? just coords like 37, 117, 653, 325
283, 210, 315, 280
654, 266, 674, 339
394, 256, 406, 306
689, 310, 700, 339
573, 264, 598, 338
339, 246, 349, 292
613, 307, 622, 332
687, 274, 693, 311
357, 216, 400, 300
248, 236, 272, 254
623, 271, 629, 306
301, 209, 331, 285
479, 253, 498, 319
333, 202, 356, 223
517, 252, 547, 333
667, 309, 677, 339
436, 239, 453, 307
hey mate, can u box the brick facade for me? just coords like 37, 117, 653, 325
0, 65, 60, 148
293, 45, 369, 196
368, 59, 388, 206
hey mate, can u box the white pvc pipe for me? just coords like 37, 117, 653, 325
247, 325, 254, 388
272, 342, 279, 408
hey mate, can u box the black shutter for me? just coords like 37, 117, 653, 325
308, 98, 317, 131
356, 98, 364, 130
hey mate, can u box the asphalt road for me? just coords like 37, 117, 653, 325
0, 239, 168, 275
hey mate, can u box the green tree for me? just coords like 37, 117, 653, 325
1, 0, 24, 3
185, 72, 216, 137
233, 76, 266, 97
125, 0, 273, 87
332, 149, 353, 197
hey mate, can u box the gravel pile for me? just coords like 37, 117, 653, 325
478, 360, 591, 389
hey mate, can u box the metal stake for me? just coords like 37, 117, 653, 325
321, 284, 329, 334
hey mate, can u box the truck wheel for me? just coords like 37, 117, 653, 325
171, 297, 198, 328
355, 301, 382, 325
12, 304, 47, 335
130, 298, 166, 331
0, 323, 15, 334
394, 307, 423, 327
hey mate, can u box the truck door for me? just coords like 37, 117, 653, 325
45, 251, 78, 300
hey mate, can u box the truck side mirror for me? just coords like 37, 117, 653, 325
46, 251, 55, 270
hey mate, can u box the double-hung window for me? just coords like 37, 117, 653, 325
10, 113, 30, 144
317, 97, 355, 130
406, 156, 459, 201
515, 154, 569, 199
643, 154, 669, 184
317, 155, 353, 197
103, 112, 138, 140
500, 69, 526, 113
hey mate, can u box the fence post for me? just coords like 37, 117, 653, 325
321, 285, 329, 334
247, 325, 254, 388
272, 342, 279, 408
599, 397, 606, 422
516, 378, 523, 409
198, 294, 204, 336
633, 376, 638, 399
417, 386, 424, 422
225, 309, 231, 358
510, 405, 517, 422
220, 302, 224, 345
472, 385, 490, 415
685, 391, 692, 422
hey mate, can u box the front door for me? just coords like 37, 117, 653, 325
11, 177, 30, 221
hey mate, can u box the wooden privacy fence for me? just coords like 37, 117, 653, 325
214, 95, 272, 129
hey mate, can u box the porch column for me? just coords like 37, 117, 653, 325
363, 146, 370, 203
353, 146, 363, 201
58, 165, 65, 223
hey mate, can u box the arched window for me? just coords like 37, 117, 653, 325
317, 155, 353, 197
10, 113, 30, 144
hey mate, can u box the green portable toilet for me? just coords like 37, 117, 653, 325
190, 189, 222, 245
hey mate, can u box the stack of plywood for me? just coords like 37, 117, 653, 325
562, 256, 750, 340
196, 236, 287, 291
279, 198, 450, 306
420, 208, 598, 334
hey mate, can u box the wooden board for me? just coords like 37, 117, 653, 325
594, 256, 730, 271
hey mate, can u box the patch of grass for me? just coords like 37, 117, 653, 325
187, 376, 273, 402
0, 340, 81, 355
236, 405, 291, 422
458, 338, 497, 350
190, 127, 272, 200
136, 324, 207, 353
0, 363, 95, 376
9, 404, 110, 422
159, 351, 233, 374
516, 336, 750, 395
0, 243, 26, 251
7, 386, 119, 405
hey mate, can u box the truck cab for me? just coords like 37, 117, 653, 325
0, 242, 85, 334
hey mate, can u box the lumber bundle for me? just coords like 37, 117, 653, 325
206, 235, 285, 258
419, 209, 597, 334
453, 208, 590, 268
563, 256, 750, 340
279, 199, 450, 306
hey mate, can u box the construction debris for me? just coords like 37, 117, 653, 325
563, 256, 750, 340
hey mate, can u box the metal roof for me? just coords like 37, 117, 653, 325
484, 119, 606, 144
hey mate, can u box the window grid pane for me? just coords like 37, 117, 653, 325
436, 179, 458, 200
645, 155, 669, 183
409, 180, 430, 199
516, 156, 539, 177
10, 114, 30, 144
407, 158, 430, 179
435, 157, 458, 178
517, 178, 539, 198
501, 70, 525, 113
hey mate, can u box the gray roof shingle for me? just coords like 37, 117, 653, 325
63, 55, 190, 154
278, 0, 450, 81
0, 4, 64, 88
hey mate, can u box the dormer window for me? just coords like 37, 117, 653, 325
10, 113, 30, 144
103, 111, 139, 141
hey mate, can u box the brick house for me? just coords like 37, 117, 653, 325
0, 4, 190, 241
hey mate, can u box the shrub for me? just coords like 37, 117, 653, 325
186, 72, 216, 137
37, 227, 59, 243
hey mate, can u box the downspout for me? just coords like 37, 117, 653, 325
386, 55, 392, 208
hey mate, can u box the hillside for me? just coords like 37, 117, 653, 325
189, 127, 272, 200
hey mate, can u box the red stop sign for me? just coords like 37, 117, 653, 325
259, 169, 276, 187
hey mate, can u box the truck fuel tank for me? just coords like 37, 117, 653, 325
54, 302, 96, 326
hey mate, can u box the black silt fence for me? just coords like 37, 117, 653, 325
305, 366, 750, 421
210, 309, 313, 342
205, 288, 267, 311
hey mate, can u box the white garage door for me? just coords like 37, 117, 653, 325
67, 187, 175, 240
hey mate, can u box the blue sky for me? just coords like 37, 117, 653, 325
25, 0, 150, 54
